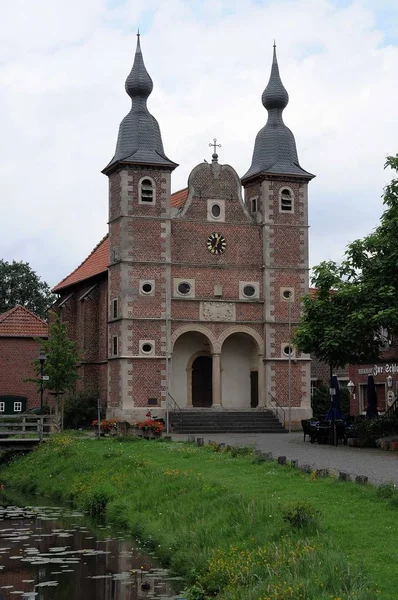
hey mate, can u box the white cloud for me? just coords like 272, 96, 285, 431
0, 0, 397, 286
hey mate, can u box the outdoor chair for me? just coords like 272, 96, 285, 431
301, 419, 318, 443
334, 419, 347, 445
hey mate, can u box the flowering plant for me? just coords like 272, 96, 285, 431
137, 419, 164, 434
92, 418, 119, 433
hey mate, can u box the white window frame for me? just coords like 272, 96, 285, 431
139, 176, 156, 205
112, 298, 118, 319
173, 278, 195, 298
281, 343, 295, 358
139, 340, 155, 356
0, 402, 5, 412
139, 280, 155, 297
279, 186, 294, 213
207, 199, 225, 222
14, 401, 22, 412
239, 281, 260, 300
249, 196, 258, 214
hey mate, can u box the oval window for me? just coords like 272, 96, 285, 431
283, 345, 293, 356
178, 282, 191, 295
142, 282, 153, 294
211, 204, 221, 218
282, 289, 292, 300
243, 285, 256, 298
142, 343, 153, 354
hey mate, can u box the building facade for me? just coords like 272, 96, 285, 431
0, 305, 48, 413
53, 37, 315, 425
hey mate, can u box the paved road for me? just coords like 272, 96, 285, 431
170, 432, 398, 486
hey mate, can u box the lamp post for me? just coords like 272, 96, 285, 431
347, 379, 355, 416
287, 291, 292, 433
38, 350, 47, 413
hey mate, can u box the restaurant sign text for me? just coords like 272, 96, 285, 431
358, 363, 398, 376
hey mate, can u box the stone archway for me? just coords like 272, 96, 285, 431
170, 331, 214, 408
218, 327, 265, 409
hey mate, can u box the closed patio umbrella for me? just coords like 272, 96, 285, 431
325, 375, 343, 421
366, 375, 378, 418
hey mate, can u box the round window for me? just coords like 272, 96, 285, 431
211, 204, 221, 218
283, 345, 293, 356
282, 289, 292, 300
178, 282, 191, 295
243, 284, 256, 298
142, 343, 153, 354
142, 282, 153, 294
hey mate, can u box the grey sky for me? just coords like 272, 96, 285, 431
0, 0, 397, 288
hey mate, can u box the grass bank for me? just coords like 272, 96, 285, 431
1, 436, 396, 599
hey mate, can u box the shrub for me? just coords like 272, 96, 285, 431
64, 389, 102, 429
282, 502, 321, 531
357, 416, 398, 440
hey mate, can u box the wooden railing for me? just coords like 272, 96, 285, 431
0, 415, 55, 440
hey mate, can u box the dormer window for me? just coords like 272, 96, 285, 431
280, 188, 293, 212
139, 177, 156, 204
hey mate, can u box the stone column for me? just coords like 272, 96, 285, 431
258, 354, 266, 407
212, 353, 222, 407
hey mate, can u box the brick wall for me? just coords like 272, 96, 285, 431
0, 337, 48, 407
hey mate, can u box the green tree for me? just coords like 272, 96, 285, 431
36, 316, 79, 395
32, 316, 79, 428
0, 260, 54, 319
294, 154, 398, 367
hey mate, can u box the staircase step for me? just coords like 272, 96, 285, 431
169, 409, 286, 434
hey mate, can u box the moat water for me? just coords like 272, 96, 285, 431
0, 500, 182, 600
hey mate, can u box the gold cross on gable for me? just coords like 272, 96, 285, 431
209, 138, 221, 154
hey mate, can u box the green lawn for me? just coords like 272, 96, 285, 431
1, 435, 396, 599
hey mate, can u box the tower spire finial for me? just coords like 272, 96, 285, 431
102, 34, 178, 173
241, 44, 314, 182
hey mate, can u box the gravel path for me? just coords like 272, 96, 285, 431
170, 432, 398, 486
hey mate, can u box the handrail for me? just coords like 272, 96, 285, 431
268, 393, 285, 428
385, 397, 398, 420
167, 393, 183, 426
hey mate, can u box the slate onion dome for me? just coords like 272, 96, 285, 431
103, 34, 178, 174
242, 44, 314, 183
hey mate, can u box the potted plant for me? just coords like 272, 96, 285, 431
92, 418, 119, 436
137, 418, 164, 439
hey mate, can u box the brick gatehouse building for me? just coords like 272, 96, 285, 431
53, 36, 315, 425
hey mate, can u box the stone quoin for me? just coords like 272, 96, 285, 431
52, 36, 315, 425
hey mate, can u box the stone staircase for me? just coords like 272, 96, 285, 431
169, 409, 286, 434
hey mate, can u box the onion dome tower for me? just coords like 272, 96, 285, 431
103, 34, 177, 174
242, 44, 313, 182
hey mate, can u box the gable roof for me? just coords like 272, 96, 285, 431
170, 187, 188, 208
0, 305, 48, 338
53, 189, 190, 293
52, 235, 109, 293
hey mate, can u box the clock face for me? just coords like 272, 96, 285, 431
207, 232, 226, 255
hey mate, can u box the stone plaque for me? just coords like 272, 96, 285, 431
200, 302, 236, 322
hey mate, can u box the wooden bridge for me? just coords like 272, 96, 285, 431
0, 415, 55, 452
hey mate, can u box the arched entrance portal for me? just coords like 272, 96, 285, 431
192, 355, 213, 407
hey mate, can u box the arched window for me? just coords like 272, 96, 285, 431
280, 188, 293, 212
139, 178, 155, 204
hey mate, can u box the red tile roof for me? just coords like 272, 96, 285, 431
52, 235, 109, 292
170, 187, 188, 208
53, 189, 189, 293
0, 305, 48, 338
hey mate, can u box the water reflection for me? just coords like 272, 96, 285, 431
0, 505, 182, 600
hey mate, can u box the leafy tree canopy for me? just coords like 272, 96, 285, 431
0, 260, 54, 319
294, 154, 398, 368
33, 316, 79, 395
